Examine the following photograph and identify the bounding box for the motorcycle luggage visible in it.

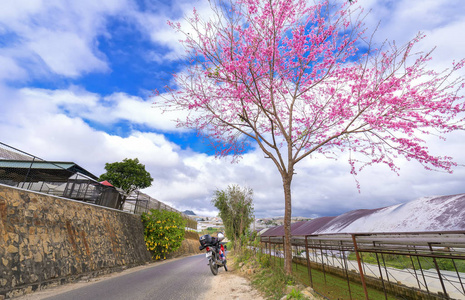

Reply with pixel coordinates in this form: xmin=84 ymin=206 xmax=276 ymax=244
xmin=199 ymin=234 xmax=212 ymax=246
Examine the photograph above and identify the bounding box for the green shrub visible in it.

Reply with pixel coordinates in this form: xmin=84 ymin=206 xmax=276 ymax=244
xmin=141 ymin=209 xmax=186 ymax=260
xmin=287 ymin=288 xmax=304 ymax=299
xmin=259 ymin=254 xmax=271 ymax=268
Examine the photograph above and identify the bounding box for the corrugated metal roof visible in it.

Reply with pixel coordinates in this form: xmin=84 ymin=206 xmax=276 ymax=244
xmin=261 ymin=220 xmax=310 ymax=237
xmin=0 ymin=160 xmax=98 ymax=180
xmin=292 ymin=216 xmax=337 ymax=236
xmin=261 ymin=224 xmax=284 ymax=237
xmin=315 ymin=208 xmax=385 ymax=233
xmin=0 ymin=148 xmax=33 ymax=160
xmin=0 ymin=160 xmax=76 ymax=170
xmin=260 ymin=193 xmax=465 ymax=236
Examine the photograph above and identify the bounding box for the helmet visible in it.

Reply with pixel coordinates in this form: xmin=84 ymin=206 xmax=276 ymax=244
xmin=217 ymin=232 xmax=225 ymax=241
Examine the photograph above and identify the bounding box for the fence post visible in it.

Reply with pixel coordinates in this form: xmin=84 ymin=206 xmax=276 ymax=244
xmin=351 ymin=234 xmax=369 ymax=300
xmin=318 ymin=240 xmax=327 ymax=285
xmin=305 ymin=236 xmax=313 ymax=288
xmin=373 ymin=241 xmax=388 ymax=300
xmin=268 ymin=237 xmax=271 ymax=264
xmin=407 ymin=245 xmax=422 ymax=290
xmin=22 ymin=156 xmax=36 ymax=188
xmin=282 ymin=236 xmax=284 ymax=268
xmin=413 ymin=245 xmax=430 ymax=296
xmin=428 ymin=242 xmax=449 ymax=298
xmin=340 ymin=241 xmax=353 ymax=300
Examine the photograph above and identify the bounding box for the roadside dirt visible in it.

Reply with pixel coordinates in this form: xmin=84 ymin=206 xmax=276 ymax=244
xmin=203 ymin=264 xmax=265 ymax=300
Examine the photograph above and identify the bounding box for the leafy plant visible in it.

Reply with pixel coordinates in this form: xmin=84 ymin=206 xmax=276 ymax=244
xmin=287 ymin=288 xmax=304 ymax=300
xmin=211 ymin=185 xmax=254 ymax=250
xmin=259 ymin=254 xmax=271 ymax=268
xmin=141 ymin=209 xmax=186 ymax=260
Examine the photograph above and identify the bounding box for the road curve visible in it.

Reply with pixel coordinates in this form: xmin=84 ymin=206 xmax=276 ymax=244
xmin=30 ymin=254 xmax=217 ymax=300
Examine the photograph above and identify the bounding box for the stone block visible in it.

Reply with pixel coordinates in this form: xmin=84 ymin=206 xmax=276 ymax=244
xmin=8 ymin=233 xmax=18 ymax=243
xmin=7 ymin=245 xmax=18 ymax=253
xmin=33 ymin=252 xmax=43 ymax=263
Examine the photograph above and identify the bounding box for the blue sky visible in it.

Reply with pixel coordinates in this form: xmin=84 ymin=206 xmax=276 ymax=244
xmin=1 ymin=0 xmax=464 ymax=218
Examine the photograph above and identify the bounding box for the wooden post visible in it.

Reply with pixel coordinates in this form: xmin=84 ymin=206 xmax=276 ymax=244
xmin=305 ymin=236 xmax=313 ymax=288
xmin=351 ymin=234 xmax=369 ymax=300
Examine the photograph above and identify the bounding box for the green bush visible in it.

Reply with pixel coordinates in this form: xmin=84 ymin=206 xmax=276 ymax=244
xmin=287 ymin=288 xmax=304 ymax=299
xmin=141 ymin=209 xmax=186 ymax=260
xmin=259 ymin=254 xmax=271 ymax=268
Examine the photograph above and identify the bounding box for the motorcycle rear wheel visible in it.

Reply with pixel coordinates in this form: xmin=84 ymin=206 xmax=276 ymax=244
xmin=224 ymin=262 xmax=228 ymax=271
xmin=209 ymin=259 xmax=218 ymax=275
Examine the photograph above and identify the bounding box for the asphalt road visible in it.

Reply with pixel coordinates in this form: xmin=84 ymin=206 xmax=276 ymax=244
xmin=42 ymin=254 xmax=213 ymax=300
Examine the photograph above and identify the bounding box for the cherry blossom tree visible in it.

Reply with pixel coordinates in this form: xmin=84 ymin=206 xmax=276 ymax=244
xmin=158 ymin=0 xmax=465 ymax=274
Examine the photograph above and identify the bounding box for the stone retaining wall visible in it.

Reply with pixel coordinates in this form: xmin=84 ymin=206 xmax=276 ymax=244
xmin=167 ymin=231 xmax=202 ymax=259
xmin=0 ymin=184 xmax=152 ymax=299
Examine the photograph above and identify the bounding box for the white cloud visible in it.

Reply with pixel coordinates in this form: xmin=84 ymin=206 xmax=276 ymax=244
xmin=26 ymin=30 xmax=109 ymax=77
xmin=0 ymin=55 xmax=26 ymax=81
xmin=0 ymin=85 xmax=184 ymax=176
xmin=0 ymin=0 xmax=131 ymax=78
xmin=130 ymin=0 xmax=218 ymax=62
xmin=4 ymin=87 xmax=186 ymax=133
xmin=1 ymin=83 xmax=464 ymax=218
xmin=0 ymin=0 xmax=464 ymax=219
xmin=359 ymin=0 xmax=465 ymax=75
xmin=79 ymin=92 xmax=189 ymax=132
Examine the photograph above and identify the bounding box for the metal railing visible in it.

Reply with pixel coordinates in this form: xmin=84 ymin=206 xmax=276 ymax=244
xmin=123 ymin=190 xmax=197 ymax=230
xmin=260 ymin=231 xmax=465 ymax=299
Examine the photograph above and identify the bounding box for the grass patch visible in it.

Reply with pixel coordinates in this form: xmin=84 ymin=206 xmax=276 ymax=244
xmin=252 ymin=266 xmax=295 ymax=299
xmin=232 ymin=249 xmax=397 ymax=300
xmin=232 ymin=250 xmax=294 ymax=299
xmin=289 ymin=258 xmax=396 ymax=300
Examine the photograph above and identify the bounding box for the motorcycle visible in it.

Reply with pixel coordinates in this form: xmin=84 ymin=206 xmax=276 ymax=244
xmin=199 ymin=233 xmax=228 ymax=275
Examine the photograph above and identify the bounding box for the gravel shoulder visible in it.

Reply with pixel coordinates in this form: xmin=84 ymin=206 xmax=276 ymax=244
xmin=202 ymin=264 xmax=265 ymax=300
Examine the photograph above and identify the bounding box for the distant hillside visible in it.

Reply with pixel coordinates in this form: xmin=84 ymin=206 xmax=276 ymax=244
xmin=183 ymin=210 xmax=196 ymax=216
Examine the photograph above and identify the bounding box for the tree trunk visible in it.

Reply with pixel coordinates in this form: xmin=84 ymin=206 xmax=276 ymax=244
xmin=283 ymin=175 xmax=293 ymax=274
